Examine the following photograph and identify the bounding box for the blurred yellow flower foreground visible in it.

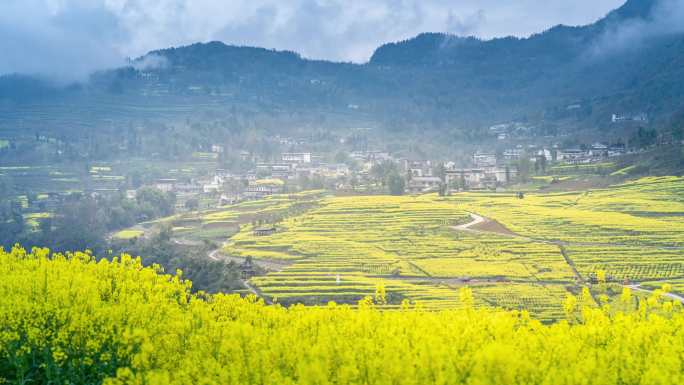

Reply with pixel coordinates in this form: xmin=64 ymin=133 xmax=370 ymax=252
xmin=1 ymin=246 xmax=683 ymax=385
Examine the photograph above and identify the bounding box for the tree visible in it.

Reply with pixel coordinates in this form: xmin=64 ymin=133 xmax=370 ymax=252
xmin=387 ymin=172 xmax=405 ymax=196
xmin=370 ymin=160 xmax=399 ymax=187
xmin=136 ymin=187 xmax=176 ymax=220
xmin=334 ymin=151 xmax=350 ymax=164
xmin=0 ymin=175 xmax=14 ymax=198
xmin=47 ymin=197 xmax=107 ymax=254
xmin=350 ymin=175 xmax=359 ymax=191
xmin=518 ymin=156 xmax=531 ymax=183
xmin=536 ymin=155 xmax=547 ymax=175
xmin=434 ymin=162 xmax=447 ymax=196
xmin=0 ymin=200 xmax=25 ymax=247
xmin=185 ymin=198 xmax=200 ymax=211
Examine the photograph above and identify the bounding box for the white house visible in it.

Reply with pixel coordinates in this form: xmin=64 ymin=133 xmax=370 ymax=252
xmin=408 ymin=176 xmax=442 ymax=193
xmin=154 ymin=179 xmax=177 ymax=193
xmin=282 ymin=152 xmax=312 ymax=164
xmin=473 ymin=152 xmax=497 ymax=167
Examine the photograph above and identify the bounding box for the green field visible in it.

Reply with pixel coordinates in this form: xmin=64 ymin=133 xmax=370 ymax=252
xmin=121 ymin=191 xmax=326 ymax=244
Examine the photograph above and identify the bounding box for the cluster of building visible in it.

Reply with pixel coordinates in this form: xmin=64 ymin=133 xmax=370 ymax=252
xmin=612 ymin=113 xmax=648 ymax=124
xmin=254 ymin=152 xmax=350 ymax=182
xmin=476 ymin=142 xmax=627 ymax=167
xmin=148 ymin=151 xmax=354 ymax=209
xmin=136 ymin=137 xmax=634 ymax=209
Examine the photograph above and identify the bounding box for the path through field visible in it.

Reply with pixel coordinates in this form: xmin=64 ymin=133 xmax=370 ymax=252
xmin=207 ymin=243 xmax=287 ymax=303
xmin=453 ymin=213 xmax=486 ymax=231
xmin=452 ymin=212 xmax=684 ymax=301
xmin=627 ymin=284 xmax=684 ymax=304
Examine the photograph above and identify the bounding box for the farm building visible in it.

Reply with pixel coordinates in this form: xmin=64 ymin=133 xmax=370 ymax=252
xmin=473 ymin=152 xmax=497 ymax=167
xmin=282 ymin=152 xmax=312 ymax=164
xmin=402 ymin=159 xmax=434 ymax=178
xmin=245 ymin=179 xmax=285 ymax=198
xmin=408 ymin=176 xmax=442 ymax=193
xmin=253 ymin=227 xmax=277 ymax=236
xmin=445 ymin=167 xmax=515 ymax=190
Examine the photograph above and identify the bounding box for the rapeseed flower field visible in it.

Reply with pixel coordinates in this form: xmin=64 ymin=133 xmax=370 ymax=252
xmin=219 ymin=177 xmax=684 ymax=319
xmin=1 ymin=246 xmax=683 ymax=385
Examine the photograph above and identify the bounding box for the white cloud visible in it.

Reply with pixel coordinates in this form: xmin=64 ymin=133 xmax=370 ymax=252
xmin=588 ymin=0 xmax=684 ymax=58
xmin=0 ymin=0 xmax=627 ymax=81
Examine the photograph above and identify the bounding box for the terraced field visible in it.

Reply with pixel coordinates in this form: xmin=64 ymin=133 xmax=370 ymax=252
xmin=456 ymin=177 xmax=684 ymax=246
xmin=222 ymin=195 xmax=578 ymax=320
xmin=211 ymin=177 xmax=684 ymax=320
xmin=137 ymin=190 xmax=325 ymax=244
xmin=451 ymin=176 xmax=684 ymax=293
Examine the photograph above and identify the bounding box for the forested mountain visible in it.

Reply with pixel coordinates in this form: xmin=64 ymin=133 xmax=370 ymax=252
xmin=1 ymin=0 xmax=682 ymax=138
xmin=368 ymin=0 xmax=684 ymax=123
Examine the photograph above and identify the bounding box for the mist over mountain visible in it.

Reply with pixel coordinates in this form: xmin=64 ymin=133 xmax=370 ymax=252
xmin=1 ymin=0 xmax=682 ymax=140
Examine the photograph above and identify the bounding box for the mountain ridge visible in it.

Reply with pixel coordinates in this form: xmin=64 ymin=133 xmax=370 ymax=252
xmin=1 ymin=0 xmax=682 ymax=137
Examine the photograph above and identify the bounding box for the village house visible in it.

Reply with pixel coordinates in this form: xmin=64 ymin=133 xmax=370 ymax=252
xmin=446 ymin=169 xmax=490 ymax=190
xmin=219 ymin=193 xmax=242 ymax=206
xmin=256 ymin=163 xmax=294 ymax=179
xmin=556 ymin=149 xmax=590 ymax=164
xmin=215 ymin=169 xmax=228 ymax=178
xmin=608 ymin=144 xmax=627 ymax=157
xmin=175 ymin=182 xmax=203 ymax=195
xmin=589 ymin=143 xmax=609 ymax=159
xmin=612 ymin=113 xmax=647 ymax=123
xmin=473 ymin=152 xmax=497 ymax=167
xmin=402 ymin=159 xmax=433 ymax=178
xmin=271 ymin=164 xmax=292 ymax=179
xmin=408 ymin=176 xmax=442 ymax=193
xmin=253 ymin=227 xmax=277 ymax=236
xmin=535 ymin=148 xmax=552 ymax=161
xmin=503 ymin=148 xmax=524 ymax=162
xmin=154 ymin=178 xmax=178 ymax=193
xmin=350 ymin=151 xmax=392 ymax=163
xmin=282 ymin=152 xmax=312 ymax=164
xmin=319 ymin=163 xmax=350 ymax=178
xmin=489 ymin=123 xmax=509 ymax=134
xmin=245 ymin=179 xmax=285 ymax=198
xmin=445 ymin=166 xmax=516 ymax=190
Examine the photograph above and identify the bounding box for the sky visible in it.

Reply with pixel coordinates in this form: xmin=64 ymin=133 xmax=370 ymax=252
xmin=0 ymin=0 xmax=631 ymax=81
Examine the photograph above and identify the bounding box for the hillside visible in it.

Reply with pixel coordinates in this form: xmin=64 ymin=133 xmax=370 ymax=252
xmin=0 ymin=0 xmax=682 ymax=140
xmin=369 ymin=0 xmax=684 ymax=126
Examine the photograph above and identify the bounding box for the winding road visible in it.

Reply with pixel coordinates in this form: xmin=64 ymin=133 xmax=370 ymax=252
xmin=453 ymin=213 xmax=487 ymax=231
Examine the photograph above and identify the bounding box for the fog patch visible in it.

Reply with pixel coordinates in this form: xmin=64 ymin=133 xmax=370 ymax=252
xmin=131 ymin=54 xmax=170 ymax=71
xmin=588 ymin=0 xmax=684 ymax=58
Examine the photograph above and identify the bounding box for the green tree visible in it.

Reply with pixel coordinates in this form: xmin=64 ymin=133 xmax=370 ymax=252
xmin=387 ymin=172 xmax=406 ymax=196
xmin=185 ymin=198 xmax=200 ymax=211
xmin=518 ymin=156 xmax=531 ymax=183
xmin=370 ymin=160 xmax=399 ymax=187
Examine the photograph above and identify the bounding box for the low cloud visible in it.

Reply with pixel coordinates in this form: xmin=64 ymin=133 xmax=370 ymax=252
xmin=131 ymin=54 xmax=169 ymax=71
xmin=446 ymin=9 xmax=487 ymax=36
xmin=0 ymin=0 xmax=127 ymax=83
xmin=589 ymin=0 xmax=684 ymax=58
xmin=0 ymin=0 xmax=625 ymax=81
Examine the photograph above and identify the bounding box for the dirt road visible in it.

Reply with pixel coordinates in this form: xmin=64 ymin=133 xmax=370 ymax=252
xmin=452 ymin=212 xmax=684 ymax=302
xmin=627 ymin=284 xmax=684 ymax=304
